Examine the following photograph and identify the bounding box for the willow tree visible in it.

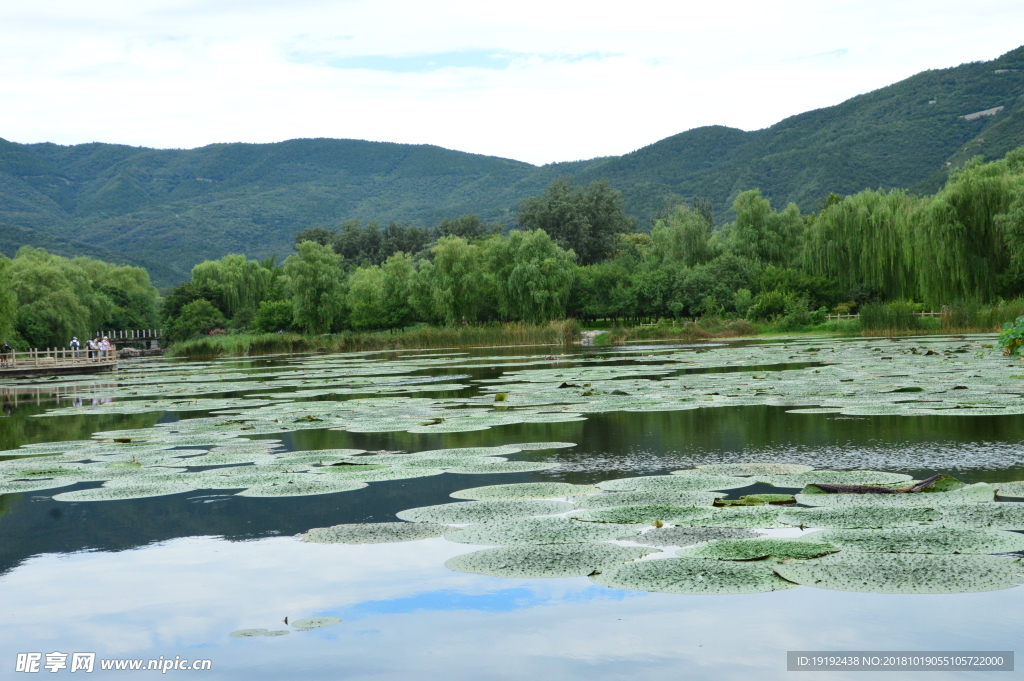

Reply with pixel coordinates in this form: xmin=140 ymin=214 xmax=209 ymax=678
xmin=803 ymin=189 xmax=917 ymax=299
xmin=6 ymin=247 xmax=109 ymax=347
xmin=725 ymin=190 xmax=804 ymax=267
xmin=485 ymin=230 xmax=575 ymax=323
xmin=283 ymin=241 xmax=345 ymax=334
xmin=191 ymin=254 xmax=276 ymax=322
xmin=0 ymin=257 xmax=16 ymax=343
xmin=909 ymin=154 xmax=1024 ymax=304
xmin=650 ymin=204 xmax=715 ymax=268
xmin=346 ymin=252 xmax=415 ymax=330
xmin=410 ymin=236 xmax=491 ymax=324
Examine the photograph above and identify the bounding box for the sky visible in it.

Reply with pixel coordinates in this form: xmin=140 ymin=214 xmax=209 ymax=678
xmin=1 ymin=1 xmax=1023 ymax=166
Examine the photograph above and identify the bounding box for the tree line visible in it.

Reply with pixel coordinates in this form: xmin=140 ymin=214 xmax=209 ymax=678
xmin=10 ymin=148 xmax=1021 ymax=346
xmin=0 ymin=247 xmax=159 ymax=349
xmin=159 ymin=149 xmax=1024 ymax=340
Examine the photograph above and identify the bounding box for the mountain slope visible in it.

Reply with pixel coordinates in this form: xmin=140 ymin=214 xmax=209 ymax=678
xmin=2 ymin=46 xmax=1024 ymax=285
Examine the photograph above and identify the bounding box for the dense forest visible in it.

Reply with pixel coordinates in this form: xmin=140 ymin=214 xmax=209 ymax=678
xmin=154 ymin=147 xmax=1024 ymax=341
xmin=2 ymin=47 xmax=1024 ymax=284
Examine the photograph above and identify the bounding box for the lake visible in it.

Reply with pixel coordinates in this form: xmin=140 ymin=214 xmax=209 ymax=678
xmin=1 ymin=336 xmax=1022 ymax=679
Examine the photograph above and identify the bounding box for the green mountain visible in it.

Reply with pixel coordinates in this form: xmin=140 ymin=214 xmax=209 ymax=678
xmin=3 ymin=46 xmax=1024 ymax=286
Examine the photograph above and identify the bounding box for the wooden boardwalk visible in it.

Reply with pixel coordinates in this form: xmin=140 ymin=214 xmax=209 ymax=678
xmin=0 ymin=348 xmax=117 ymax=379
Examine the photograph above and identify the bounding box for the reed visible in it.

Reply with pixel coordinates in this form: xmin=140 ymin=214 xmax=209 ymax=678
xmin=169 ymin=320 xmax=582 ymax=358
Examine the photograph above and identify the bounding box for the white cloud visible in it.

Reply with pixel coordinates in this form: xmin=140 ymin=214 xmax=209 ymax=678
xmin=0 ymin=0 xmax=1022 ymax=164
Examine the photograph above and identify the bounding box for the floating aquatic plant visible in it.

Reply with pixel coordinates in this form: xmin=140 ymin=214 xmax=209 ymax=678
xmin=444 ymin=543 xmax=660 ymax=578
xmin=302 ymin=522 xmax=447 ymax=543
xmin=291 ymin=617 xmax=342 ymax=630
xmin=451 ymin=482 xmax=600 ymax=501
xmin=779 ymin=506 xmax=942 ymax=529
xmin=595 ymin=474 xmax=751 ymax=493
xmin=629 ymin=526 xmax=758 ymax=547
xmin=570 ymin=504 xmax=715 ymax=525
xmin=396 ymin=499 xmax=573 ymax=524
xmin=800 ymin=527 xmax=1024 ymax=554
xmin=773 ymin=553 xmax=1024 ymax=593
xmin=675 ymin=538 xmax=839 ymax=561
xmin=571 ymin=490 xmax=724 ymax=510
xmin=444 ymin=517 xmax=641 ymax=545
xmin=590 ymin=557 xmax=799 ymax=594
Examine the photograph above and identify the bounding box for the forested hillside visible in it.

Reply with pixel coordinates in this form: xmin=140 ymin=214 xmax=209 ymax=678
xmin=2 ymin=46 xmax=1024 ymax=285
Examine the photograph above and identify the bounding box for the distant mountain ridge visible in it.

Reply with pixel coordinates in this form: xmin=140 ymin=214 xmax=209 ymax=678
xmin=3 ymin=45 xmax=1024 ymax=286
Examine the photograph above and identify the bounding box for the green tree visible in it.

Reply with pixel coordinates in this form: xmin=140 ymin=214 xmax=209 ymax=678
xmin=651 ymin=203 xmax=715 ymax=268
xmin=252 ymin=300 xmax=294 ymax=333
xmin=803 ymin=188 xmax=916 ymax=300
xmin=191 ymin=254 xmax=277 ymax=325
xmin=517 ymin=177 xmax=635 ymax=265
xmin=284 ymin=241 xmax=345 ymax=334
xmin=671 ymin=254 xmax=758 ymax=317
xmin=166 ymin=300 xmax=227 ymax=341
xmin=726 ymin=190 xmax=804 ymax=267
xmin=0 ymin=257 xmax=16 ymax=343
xmin=7 ymin=247 xmax=101 ymax=347
xmin=346 ymin=252 xmax=416 ymax=330
xmin=436 ymin=214 xmax=502 ymax=240
xmin=485 ymin=230 xmax=575 ymax=323
xmin=410 ymin=236 xmax=491 ymax=324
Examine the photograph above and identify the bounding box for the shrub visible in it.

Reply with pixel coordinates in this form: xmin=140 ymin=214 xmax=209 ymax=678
xmin=166 ymin=299 xmax=226 ymax=341
xmin=252 ymin=300 xmax=294 ymax=333
xmin=999 ymin=316 xmax=1024 ymax=356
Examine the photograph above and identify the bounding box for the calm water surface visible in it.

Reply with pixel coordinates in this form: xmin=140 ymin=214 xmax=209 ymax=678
xmin=1 ymin=342 xmax=1022 ymax=680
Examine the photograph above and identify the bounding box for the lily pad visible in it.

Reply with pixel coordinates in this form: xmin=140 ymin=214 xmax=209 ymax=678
xmin=779 ymin=506 xmax=942 ymax=529
xmin=694 ymin=463 xmax=815 ymax=476
xmin=301 ymin=521 xmax=446 ymax=544
xmin=630 ymin=526 xmax=758 ymax=547
xmin=396 ymin=499 xmax=572 ymax=524
xmin=595 ymin=474 xmax=751 ymax=493
xmin=939 ymin=504 xmax=1024 ymax=530
xmin=676 ymin=538 xmax=839 ymax=561
xmin=773 ymin=553 xmax=1023 ymax=593
xmin=444 ymin=517 xmax=642 ymax=545
xmin=0 ymin=479 xmax=80 ymax=495
xmin=570 ymin=504 xmax=716 ymax=525
xmin=236 ymin=480 xmax=368 ymax=497
xmin=451 ymin=482 xmax=600 ymax=500
xmin=572 ymin=491 xmax=724 ymax=510
xmin=444 ymin=543 xmax=660 ymax=578
xmin=757 ymin=471 xmax=913 ymax=487
xmin=682 ymin=506 xmax=792 ymax=528
xmin=291 ymin=617 xmax=342 ymax=629
xmin=795 ymin=484 xmax=994 ymax=507
xmin=994 ymin=481 xmax=1024 ymax=499
xmin=53 ymin=483 xmax=198 ymax=502
xmin=444 ymin=461 xmax=560 ymax=474
xmin=229 ymin=629 xmax=270 ymax=638
xmin=801 ymin=527 xmax=1024 ymax=554
xmin=590 ymin=557 xmax=798 ymax=594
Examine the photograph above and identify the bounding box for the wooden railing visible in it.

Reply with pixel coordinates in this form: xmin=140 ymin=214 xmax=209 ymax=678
xmin=94 ymin=329 xmax=162 ymax=340
xmin=824 ymin=312 xmax=944 ymax=320
xmin=0 ymin=347 xmax=117 ymax=370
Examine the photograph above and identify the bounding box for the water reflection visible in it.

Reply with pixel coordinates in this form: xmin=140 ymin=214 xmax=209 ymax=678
xmin=0 ymin=534 xmax=1019 ymax=680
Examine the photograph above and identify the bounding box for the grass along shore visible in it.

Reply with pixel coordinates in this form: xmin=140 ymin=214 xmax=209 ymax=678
xmin=169 ymin=321 xmax=582 ymax=358
xmin=168 ymin=300 xmax=1024 ymax=359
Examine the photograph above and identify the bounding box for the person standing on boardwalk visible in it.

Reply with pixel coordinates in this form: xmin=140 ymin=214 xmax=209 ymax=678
xmin=100 ymin=337 xmax=111 ymax=360
xmin=70 ymin=337 xmax=80 ymax=358
xmin=87 ymin=338 xmax=97 ymax=361
xmin=0 ymin=341 xmax=12 ymax=367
